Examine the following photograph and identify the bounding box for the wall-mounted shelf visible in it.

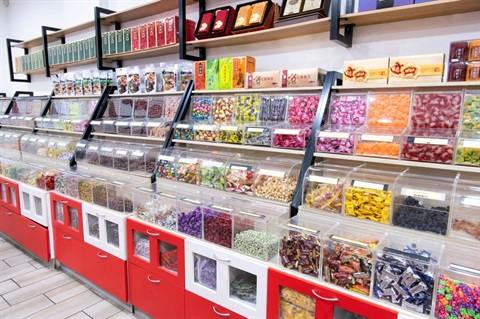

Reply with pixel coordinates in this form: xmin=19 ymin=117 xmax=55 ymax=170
xmin=333 ymin=82 xmax=480 ymax=90
xmin=194 ymin=87 xmax=324 ymax=94
xmin=51 ymin=94 xmax=102 ymax=99
xmin=93 ymin=132 xmax=166 ymax=143
xmin=49 ymin=58 xmax=97 ymax=74
xmin=103 ymin=44 xmax=184 ymax=62
xmin=16 ymin=69 xmax=45 ymax=76
xmin=109 ymin=91 xmax=184 ymax=98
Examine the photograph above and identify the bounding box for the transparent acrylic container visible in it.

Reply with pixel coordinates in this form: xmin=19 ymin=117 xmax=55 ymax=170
xmin=128 ymin=145 xmax=147 ymax=174
xmin=156 ymin=148 xmax=182 ymax=181
xmin=278 ymin=214 xmax=337 ymax=278
xmin=47 ymin=136 xmax=76 ymax=161
xmin=176 ymin=151 xmax=201 ymax=185
xmin=225 ymin=155 xmax=258 ymax=196
xmin=130 ymin=120 xmax=147 ymax=137
xmin=344 ymin=168 xmax=400 ymax=224
xmin=354 ymin=126 xmax=404 ymax=159
xmin=118 ymin=98 xmax=134 ymax=117
xmin=106 ymin=179 xmax=134 ymax=213
xmin=133 ymin=97 xmax=148 ymax=118
xmin=133 ymin=184 xmax=177 ymax=230
xmin=392 ymin=173 xmax=454 ymax=236
xmin=115 ymin=119 xmax=132 ymax=135
xmin=77 ymin=174 xmax=94 ymax=203
xmin=212 ymin=95 xmax=235 ymax=124
xmin=198 ymin=153 xmax=230 ymax=190
xmin=19 ymin=134 xmax=38 ymax=154
xmin=91 ymin=177 xmax=108 ymax=208
xmin=71 ymin=118 xmax=89 ymax=132
xmin=218 ymin=124 xmax=243 ymax=144
xmin=373 ymin=232 xmax=443 ymax=315
xmin=98 ymin=143 xmax=115 ymax=168
xmin=302 ymin=163 xmax=356 ymax=214
xmin=74 ymin=140 xmax=88 ymax=164
xmin=253 ymin=158 xmax=301 ymax=202
xmin=176 ymin=190 xmax=203 ymax=239
xmin=367 ymin=92 xmax=412 ymax=129
xmin=145 ymin=146 xmax=160 ymax=174
xmin=316 ymin=124 xmax=358 ymax=155
xmin=410 ymin=91 xmax=463 ymax=130
xmin=173 ymin=121 xmax=194 ymax=140
xmin=322 ymin=224 xmax=386 ymax=295
xmin=272 ymin=123 xmax=312 ymax=150
xmin=191 ymin=96 xmax=213 ymax=122
xmin=460 ymin=90 xmax=480 ymax=131
xmin=194 ymin=123 xmax=218 ymax=142
xmin=401 ymin=128 xmax=457 ymax=164
xmin=146 ymin=120 xmax=171 ymax=138
xmin=54 ymin=168 xmax=79 ymax=199
xmin=234 ymin=93 xmax=260 ymax=123
xmin=164 ymin=95 xmax=181 ymax=120
xmin=455 ymin=130 xmax=480 ymax=166
xmin=259 ymin=94 xmax=288 ymax=123
xmin=242 ymin=123 xmax=273 ymax=146
xmin=202 ymin=194 xmax=236 ymax=248
xmin=89 ymin=119 xmax=104 ymax=134
xmin=328 ymin=93 xmax=368 ymax=126
xmin=288 ymin=94 xmax=320 ymax=124
xmin=450 ymin=174 xmax=479 ymax=242
xmin=113 ymin=146 xmax=130 ymax=171
xmin=434 ymin=244 xmax=480 ymax=319
xmin=101 ymin=119 xmax=117 ymax=134
xmin=147 ymin=96 xmax=164 ymax=119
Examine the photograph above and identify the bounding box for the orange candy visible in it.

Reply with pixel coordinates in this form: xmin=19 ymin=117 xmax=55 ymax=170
xmin=356 ymin=142 xmax=400 ymax=158
xmin=368 ymin=93 xmax=411 ymax=128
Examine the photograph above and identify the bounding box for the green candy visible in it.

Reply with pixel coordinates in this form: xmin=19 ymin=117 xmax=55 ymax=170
xmin=445 ymin=293 xmax=452 ymax=301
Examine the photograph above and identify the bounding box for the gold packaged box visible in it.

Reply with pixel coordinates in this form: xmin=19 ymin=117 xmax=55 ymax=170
xmin=388 ymin=53 xmax=445 ymax=83
xmin=343 ymin=58 xmax=389 ymax=86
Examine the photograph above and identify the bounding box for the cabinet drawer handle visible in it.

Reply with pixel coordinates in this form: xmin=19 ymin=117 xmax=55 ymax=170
xmin=311 ymin=290 xmax=338 ymax=302
xmin=212 ymin=307 xmax=230 ymax=317
xmin=146 ymin=230 xmax=159 ymax=236
xmin=63 ymin=235 xmax=72 ymax=240
xmin=147 ymin=275 xmax=160 ymax=284
xmin=97 ymin=252 xmax=108 ymax=259
xmin=60 ymin=200 xmax=69 ymax=204
xmin=28 ymin=224 xmax=36 ymax=229
xmin=213 ymin=254 xmax=231 ymax=263
xmin=5 ymin=211 xmax=13 ymax=215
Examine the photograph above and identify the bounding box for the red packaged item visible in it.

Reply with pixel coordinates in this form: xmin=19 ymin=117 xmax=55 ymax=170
xmin=194 ymin=61 xmax=206 ymax=91
xmin=156 ymin=20 xmax=166 ymax=47
xmin=131 ymin=27 xmax=139 ymax=51
xmin=195 ymin=10 xmax=214 ymax=39
xmin=211 ymin=6 xmax=235 ymax=36
xmin=147 ymin=22 xmax=156 ymax=48
xmin=165 ymin=16 xmax=196 ymax=45
xmin=139 ymin=24 xmax=148 ymax=50
xmin=466 ymin=62 xmax=480 ymax=81
xmin=448 ymin=63 xmax=467 ymax=82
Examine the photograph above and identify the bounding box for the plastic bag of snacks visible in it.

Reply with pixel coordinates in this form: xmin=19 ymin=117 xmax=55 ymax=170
xmin=59 ymin=74 xmax=67 ymax=95
xmin=143 ymin=64 xmax=157 ymax=93
xmin=128 ymin=66 xmax=141 ymax=94
xmin=92 ymin=70 xmax=101 ymax=95
xmin=116 ymin=67 xmax=128 ymax=94
xmin=82 ymin=70 xmax=93 ymax=95
xmin=161 ymin=62 xmax=178 ymax=92
xmin=65 ymin=73 xmax=75 ymax=96
xmin=52 ymin=74 xmax=60 ymax=95
xmin=74 ymin=72 xmax=83 ymax=95
xmin=179 ymin=62 xmax=193 ymax=90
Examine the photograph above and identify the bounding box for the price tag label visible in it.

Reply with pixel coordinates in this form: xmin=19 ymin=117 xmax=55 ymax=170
xmin=71 ymin=120 xmax=82 ymax=124
xmin=463 ymin=140 xmax=480 ymax=148
xmin=112 ymin=181 xmax=125 ymax=186
xmin=210 ymin=205 xmax=233 ymax=212
xmin=230 ymin=165 xmax=250 ymax=171
xmin=77 ymin=142 xmax=87 ymax=148
xmin=90 ymin=120 xmax=102 ymax=125
xmin=182 ymin=197 xmax=201 ymax=205
xmin=138 ymin=187 xmax=154 ymax=193
xmin=194 ymin=124 xmax=214 ymax=131
xmin=361 ymin=134 xmax=394 ymax=142
xmin=410 ymin=137 xmax=449 ymax=146
xmin=318 ymin=131 xmax=350 ymax=138
xmin=287 ymin=223 xmax=319 ymax=234
xmin=130 ymin=122 xmax=143 ymax=126
xmin=63 ymin=119 xmax=71 ymax=123
xmin=29 ymin=138 xmax=37 ymax=142
xmin=3 ymin=134 xmax=10 ymax=138
xmin=38 ymin=139 xmax=47 ymax=143
xmin=159 ymin=192 xmax=176 ymax=199
xmin=24 ymin=117 xmax=33 ymax=121
xmin=116 ymin=121 xmax=129 ymax=126
xmin=179 ymin=158 xmax=197 ymax=164
xmin=401 ymin=188 xmax=446 ymax=201
xmin=220 ymin=125 xmax=238 ymax=131
xmin=202 ymin=160 xmax=224 ymax=167
xmin=147 ymin=122 xmax=160 ymax=127
xmin=52 ymin=119 xmax=61 ymax=122
xmin=58 ymin=142 xmax=67 ymax=147
xmin=309 ymin=176 xmax=339 ymax=184
xmin=247 ymin=127 xmax=265 ymax=133
xmin=116 ymin=150 xmax=128 ymax=156
xmin=88 ymin=146 xmax=98 ymax=151
xmin=158 ymin=155 xmax=175 ymax=162
xmin=238 ymin=211 xmax=265 ymax=219
xmin=10 ymin=116 xmax=17 ymax=120
xmin=258 ymin=169 xmax=285 ymax=178
xmin=352 ymin=180 xmax=388 ymax=191
xmin=101 ymin=147 xmax=113 ymax=152
xmin=48 ymin=142 xmax=56 ymax=147
xmin=103 ymin=120 xmax=115 ymax=125
xmin=331 ymin=235 xmax=369 ymax=248
xmin=460 ymin=196 xmax=480 ymax=207
xmin=131 ymin=151 xmax=144 ymax=157
xmin=274 ymin=129 xmax=301 ymax=135
xmin=176 ymin=124 xmax=190 ymax=129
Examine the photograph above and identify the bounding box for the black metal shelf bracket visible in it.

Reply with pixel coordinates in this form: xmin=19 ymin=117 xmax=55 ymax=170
xmin=42 ymin=26 xmax=64 ymax=78
xmin=179 ymin=0 xmax=206 ymax=61
xmin=94 ymin=6 xmax=122 ymax=71
xmin=330 ymin=0 xmax=354 ymax=48
xmin=290 ymin=71 xmax=343 ymax=217
xmin=0 ymin=93 xmax=6 ymax=98
xmin=6 ymin=39 xmax=31 ymax=83
xmin=81 ymin=86 xmax=117 ymax=141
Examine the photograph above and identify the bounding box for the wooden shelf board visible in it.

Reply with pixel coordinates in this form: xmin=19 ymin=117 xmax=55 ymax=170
xmin=34 ymin=128 xmax=83 ymax=136
xmin=16 ymin=68 xmax=44 ymax=76
xmin=172 ymin=139 xmax=306 ymax=155
xmin=189 ymin=17 xmax=331 ymax=49
xmin=333 ymin=82 xmax=480 ymax=90
xmin=101 ymin=0 xmax=197 ymax=25
xmin=314 ymin=152 xmax=480 ymax=173
xmin=194 ymin=86 xmax=324 ymax=94
xmin=341 ymin=0 xmax=480 ymax=27
xmin=103 ymin=44 xmax=182 ymax=61
xmin=93 ymin=132 xmax=166 ymax=143
xmin=109 ymin=91 xmax=184 ymax=98
xmin=0 ymin=125 xmax=33 ymax=130
xmin=51 ymin=95 xmax=101 ymax=99
xmin=50 ymin=58 xmax=97 ymax=73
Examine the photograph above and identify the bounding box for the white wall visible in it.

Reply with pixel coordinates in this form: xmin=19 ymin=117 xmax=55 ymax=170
xmin=1 ymin=0 xmax=479 ymax=96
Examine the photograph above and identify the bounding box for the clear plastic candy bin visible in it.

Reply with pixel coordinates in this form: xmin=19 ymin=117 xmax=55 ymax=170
xmin=455 ymin=130 xmax=480 ymax=166
xmin=450 ymin=174 xmax=480 ymax=242
xmin=316 ymin=124 xmax=358 ymax=155
xmin=253 ymin=158 xmax=301 ymax=202
xmin=272 ymin=123 xmax=312 ymax=150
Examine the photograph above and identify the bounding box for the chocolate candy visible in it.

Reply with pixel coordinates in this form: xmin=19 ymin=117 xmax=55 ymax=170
xmin=288 ymin=95 xmax=319 ymax=124
xmin=259 ymin=95 xmax=288 ymax=122
xmin=191 ymin=97 xmax=213 ymax=122
xmin=280 ymin=232 xmax=321 ymax=277
xmin=212 ymin=96 xmax=234 ymax=124
xmin=344 ymin=186 xmax=392 ymax=224
xmin=234 ymin=94 xmax=260 ymax=123
xmin=461 ymin=92 xmax=480 ymax=130
xmin=225 ymin=164 xmax=254 ymax=196
xmin=452 ymin=218 xmax=480 ymax=241
xmin=435 ymin=274 xmax=480 ymax=319
xmin=304 ymin=183 xmax=343 ymax=214
xmin=410 ymin=92 xmax=463 ymax=129
xmin=203 ymin=208 xmax=232 ymax=248
xmin=330 ymin=94 xmax=367 ymax=125
xmin=178 ymin=206 xmax=202 ymax=238
xmin=147 ymin=97 xmax=164 ymax=118
xmin=133 ymin=98 xmax=148 ymax=118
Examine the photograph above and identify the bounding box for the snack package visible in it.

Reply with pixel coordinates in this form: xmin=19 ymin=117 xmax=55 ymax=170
xmin=116 ymin=67 xmax=128 ymax=94
xmin=82 ymin=70 xmax=93 ymax=95
xmin=92 ymin=70 xmax=101 ymax=95
xmin=144 ymin=64 xmax=157 ymax=93
xmin=107 ymin=70 xmax=114 ymax=86
xmin=179 ymin=62 xmax=193 ymax=91
xmin=74 ymin=72 xmax=84 ymax=96
xmin=100 ymin=70 xmax=108 ymax=93
xmin=52 ymin=74 xmax=60 ymax=96
xmin=128 ymin=66 xmax=141 ymax=94
xmin=161 ymin=63 xmax=178 ymax=92
xmin=59 ymin=74 xmax=67 ymax=95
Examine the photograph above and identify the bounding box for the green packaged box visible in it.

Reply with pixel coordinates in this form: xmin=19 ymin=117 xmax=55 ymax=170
xmin=83 ymin=39 xmax=89 ymax=59
xmin=57 ymin=45 xmax=63 ymax=64
xmin=39 ymin=52 xmax=45 ymax=68
xmin=78 ymin=41 xmax=84 ymax=61
xmin=21 ymin=56 xmax=26 ymax=71
xmin=62 ymin=44 xmax=68 ymax=63
xmin=218 ymin=57 xmax=233 ymax=90
xmin=50 ymin=47 xmax=56 ymax=65
xmin=67 ymin=43 xmax=73 ymax=62
xmin=72 ymin=42 xmax=79 ymax=62
xmin=206 ymin=59 xmax=219 ymax=90
xmin=109 ymin=31 xmax=116 ymax=55
xmin=33 ymin=53 xmax=37 ymax=70
xmin=116 ymin=30 xmax=124 ymax=54
xmin=90 ymin=37 xmax=96 ymax=58
xmin=102 ymin=33 xmax=108 ymax=56
xmin=123 ymin=29 xmax=131 ymax=52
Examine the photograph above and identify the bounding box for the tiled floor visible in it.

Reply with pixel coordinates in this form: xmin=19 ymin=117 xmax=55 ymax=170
xmin=0 ymin=236 xmax=138 ymax=319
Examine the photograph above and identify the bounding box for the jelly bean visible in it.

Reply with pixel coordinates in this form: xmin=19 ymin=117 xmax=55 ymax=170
xmin=330 ymin=94 xmax=367 ymax=125
xmin=356 ymin=142 xmax=400 ymax=158
xmin=78 ymin=180 xmax=93 ymax=203
xmin=288 ymin=95 xmax=319 ymax=124
xmin=344 ymin=186 xmax=392 ymax=224
xmin=212 ymin=96 xmax=234 ymax=124
xmin=410 ymin=92 xmax=463 ymax=129
xmin=455 ymin=147 xmax=480 ymax=166
xmin=435 ymin=274 xmax=480 ymax=319
xmin=259 ymin=95 xmax=288 ymax=122
xmin=304 ymin=183 xmax=344 ymax=214
xmin=368 ymin=93 xmax=411 ymax=128
xmin=203 ymin=208 xmax=232 ymax=248
xmin=191 ymin=97 xmax=213 ymax=122
xmin=461 ymin=92 xmax=480 ymax=130
xmin=234 ymin=94 xmax=260 ymax=123
xmin=280 ymin=232 xmax=321 ymax=277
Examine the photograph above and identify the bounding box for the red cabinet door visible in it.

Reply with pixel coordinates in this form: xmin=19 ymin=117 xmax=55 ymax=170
xmin=128 ymin=262 xmax=185 ymax=319
xmin=185 ymin=291 xmax=245 ymax=319
xmin=0 ymin=205 xmax=18 ymax=238
xmin=267 ymin=268 xmax=397 ymax=319
xmin=83 ymin=242 xmax=128 ymax=302
xmin=16 ymin=215 xmax=50 ymax=262
xmin=50 ymin=193 xmax=83 ymax=240
xmin=127 ymin=217 xmax=185 ymax=285
xmin=0 ymin=177 xmax=20 ymax=214
xmin=53 ymin=227 xmax=87 ymax=275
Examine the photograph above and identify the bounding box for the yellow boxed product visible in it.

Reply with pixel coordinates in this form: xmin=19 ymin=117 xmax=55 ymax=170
xmin=282 ymin=68 xmax=327 ymax=87
xmin=388 ymin=53 xmax=445 ymax=83
xmin=343 ymin=58 xmax=389 ymax=86
xmin=246 ymin=70 xmax=284 ymax=89
xmin=232 ymin=56 xmax=256 ymax=89
xmin=218 ymin=57 xmax=233 ymax=90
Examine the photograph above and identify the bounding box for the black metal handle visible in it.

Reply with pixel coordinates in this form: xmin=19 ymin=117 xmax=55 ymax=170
xmin=6 ymin=38 xmax=31 ymax=83
xmin=330 ymin=0 xmax=354 ymax=48
xmin=41 ymin=26 xmax=63 ymax=78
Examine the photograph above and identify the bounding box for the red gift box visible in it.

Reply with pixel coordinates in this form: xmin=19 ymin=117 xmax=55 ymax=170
xmin=195 ymin=10 xmax=215 ymax=39
xmin=139 ymin=24 xmax=148 ymax=50
xmin=211 ymin=6 xmax=235 ymax=36
xmin=147 ymin=22 xmax=156 ymax=49
xmin=165 ymin=16 xmax=196 ymax=45
xmin=131 ymin=27 xmax=139 ymax=51
xmin=156 ymin=20 xmax=166 ymax=47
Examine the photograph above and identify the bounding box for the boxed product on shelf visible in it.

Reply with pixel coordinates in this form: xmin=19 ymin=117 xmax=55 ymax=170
xmin=156 ymin=19 xmax=165 ymax=47
xmin=132 ymin=183 xmax=177 ymax=230
xmin=455 ymin=130 xmax=480 ymax=166
xmin=116 ymin=30 xmax=124 ymax=54
xmin=131 ymin=26 xmax=140 ymax=51
xmin=194 ymin=123 xmax=218 ymax=142
xmin=176 ymin=150 xmax=201 ymax=184
xmin=194 ymin=61 xmax=206 ymax=91
xmin=302 ymin=163 xmax=357 ymax=214
xmin=461 ymin=91 xmax=480 ymax=130
xmin=173 ymin=121 xmax=194 ymax=140
xmin=354 ymin=126 xmax=404 ymax=159
xmin=401 ymin=128 xmax=456 ymax=163
xmin=198 ymin=152 xmax=230 ymax=189
xmin=176 ymin=190 xmax=203 ymax=238
xmin=234 ymin=93 xmax=261 ymax=123
xmin=316 ymin=125 xmax=357 ymax=154
xmin=253 ymin=158 xmax=301 ymax=202
xmin=343 ymin=58 xmax=389 ymax=85
xmin=73 ymin=42 xmax=80 ymax=61
xmin=195 ymin=9 xmax=215 ymax=39
xmin=410 ymin=91 xmax=463 ymax=129
xmin=146 ymin=21 xmax=156 ymax=49
xmin=218 ymin=57 xmax=233 ymax=90
xmin=278 ymin=214 xmax=337 ymax=278
xmin=392 ymin=173 xmax=455 ymax=236
xmin=123 ymin=29 xmax=131 ymax=52
xmin=230 ymin=0 xmax=277 ymax=35
xmin=434 ymin=244 xmax=480 ymax=319
xmin=218 ymin=124 xmax=243 ymax=144
xmin=164 ymin=16 xmax=196 ymax=45
xmin=288 ymin=94 xmax=320 ymax=124
xmin=225 ymin=155 xmax=258 ymax=195
xmin=466 ymin=62 xmax=480 ymax=81
xmin=195 ymin=6 xmax=235 ymax=39
xmin=258 ymin=94 xmax=288 ymax=122
xmin=233 ymin=56 xmax=256 ymax=89
xmin=156 ymin=148 xmax=182 ymax=180
xmin=282 ymin=68 xmax=327 ymax=88
xmin=468 ymin=39 xmax=480 ymax=61
xmin=450 ymin=174 xmax=480 ymax=241
xmin=373 ymin=232 xmax=443 ymax=315
xmin=449 ymin=40 xmax=469 ymax=63
xmin=206 ymin=59 xmax=219 ymax=90
xmin=344 ymin=167 xmax=400 ymax=224
xmin=322 ymin=224 xmax=386 ymax=295
xmin=246 ymin=70 xmax=284 ymax=89
xmin=139 ymin=24 xmax=148 ymax=50
xmin=243 ymin=123 xmax=273 ymax=146
xmin=108 ymin=31 xmax=116 ymax=55
xmin=388 ymin=53 xmax=445 ymax=83
xmin=367 ymin=92 xmax=412 ymax=128
xmin=146 ymin=120 xmax=171 ymax=138
xmin=272 ymin=123 xmax=312 ymax=150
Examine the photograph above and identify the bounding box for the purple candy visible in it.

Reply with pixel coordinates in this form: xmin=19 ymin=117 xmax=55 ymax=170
xmin=330 ymin=95 xmax=367 ymax=125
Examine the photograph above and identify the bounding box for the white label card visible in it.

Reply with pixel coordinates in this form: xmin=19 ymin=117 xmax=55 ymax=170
xmin=52 ymin=119 xmax=60 ymax=122
xmin=230 ymin=165 xmax=249 ymax=171
xmin=194 ymin=125 xmax=214 ymax=131
xmin=77 ymin=142 xmax=87 ymax=148
xmin=48 ymin=142 xmax=56 ymax=147
xmin=247 ymin=127 xmax=265 ymax=133
xmin=330 ymin=235 xmax=369 ymax=248
xmin=202 ymin=160 xmax=224 ymax=167
xmin=131 ymin=151 xmax=144 ymax=157
xmin=413 ymin=137 xmax=449 ymax=146
xmin=58 ymin=142 xmax=67 ymax=147
xmin=130 ymin=122 xmax=143 ymax=126
xmin=461 ymin=196 xmax=480 ymax=207
xmin=24 ymin=117 xmax=33 ymax=121
xmin=275 ymin=129 xmax=301 ymax=135
xmin=159 ymin=192 xmax=176 ymax=199
xmin=139 ymin=187 xmax=154 ymax=193
xmin=101 ymin=147 xmax=113 ymax=152
xmin=258 ymin=169 xmax=285 ymax=178
xmin=147 ymin=122 xmax=160 ymax=127
xmin=112 ymin=181 xmax=125 ymax=186
xmin=158 ymin=155 xmax=175 ymax=162
xmin=463 ymin=140 xmax=480 ymax=148
xmin=238 ymin=211 xmax=265 ymax=218
xmin=220 ymin=125 xmax=238 ymax=131
xmin=29 ymin=138 xmax=37 ymax=142
xmin=88 ymin=146 xmax=98 ymax=151
xmin=401 ymin=188 xmax=446 ymax=201
xmin=72 ymin=120 xmax=82 ymax=123
xmin=360 ymin=134 xmax=394 ymax=142
xmin=116 ymin=122 xmax=129 ymax=126
xmin=352 ymin=180 xmax=388 ymax=191
xmin=210 ymin=205 xmax=233 ymax=212
xmin=103 ymin=120 xmax=115 ymax=125
xmin=38 ymin=139 xmax=46 ymax=143
xmin=319 ymin=132 xmax=350 ymax=138
xmin=309 ymin=176 xmax=339 ymax=184
xmin=183 ymin=197 xmax=201 ymax=205
xmin=179 ymin=158 xmax=197 ymax=164
xmin=116 ymin=150 xmax=128 ymax=155
xmin=90 ymin=120 xmax=102 ymax=125
xmin=176 ymin=124 xmax=190 ymax=129
xmin=287 ymin=223 xmax=318 ymax=234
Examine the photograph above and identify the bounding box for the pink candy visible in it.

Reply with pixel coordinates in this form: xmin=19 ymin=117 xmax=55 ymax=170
xmin=401 ymin=144 xmax=454 ymax=163
xmin=329 ymin=94 xmax=367 ymax=125
xmin=273 ymin=127 xmax=312 ymax=149
xmin=317 ymin=136 xmax=354 ymax=154
xmin=410 ymin=92 xmax=463 ymax=129
xmin=288 ymin=95 xmax=319 ymax=124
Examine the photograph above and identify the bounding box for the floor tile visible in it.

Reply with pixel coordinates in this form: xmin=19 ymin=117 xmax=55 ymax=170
xmin=0 ymin=237 xmax=5 ymax=243
xmin=0 ymin=242 xmax=14 ymax=252
xmin=45 ymin=280 xmax=89 ymax=304
xmin=108 ymin=310 xmax=138 ymax=319
xmin=3 ymin=272 xmax=74 ymax=305
xmin=0 ymin=294 xmax=54 ymax=319
xmin=0 ymin=262 xmax=37 ymax=282
xmin=84 ymin=300 xmax=121 ymax=318
xmin=4 ymin=253 xmax=33 ymax=267
xmin=28 ymin=260 xmax=44 ymax=269
xmin=0 ymin=296 xmax=9 ymax=311
xmin=0 ymin=279 xmax=20 ymax=295
xmin=26 ymin=290 xmax=102 ymax=318
xmin=12 ymin=267 xmax=58 ymax=287
xmin=0 ymin=247 xmax=24 ymax=260
xmin=0 ymin=261 xmax=9 ymax=271
xmin=67 ymin=311 xmax=92 ymax=319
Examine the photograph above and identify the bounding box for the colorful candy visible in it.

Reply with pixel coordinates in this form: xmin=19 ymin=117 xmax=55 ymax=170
xmin=355 ymin=142 xmax=400 ymax=158
xmin=455 ymin=146 xmax=480 ymax=166
xmin=203 ymin=208 xmax=232 ymax=248
xmin=288 ymin=95 xmax=319 ymax=124
xmin=225 ymin=164 xmax=255 ymax=196
xmin=259 ymin=95 xmax=288 ymax=122
xmin=435 ymin=274 xmax=479 ymax=319
xmin=304 ymin=183 xmax=343 ymax=214
xmin=330 ymin=94 xmax=367 ymax=125
xmin=234 ymin=94 xmax=260 ymax=123
xmin=344 ymin=186 xmax=392 ymax=224
xmin=191 ymin=97 xmax=212 ymax=122
xmin=461 ymin=92 xmax=480 ymax=130
xmin=368 ymin=93 xmax=411 ymax=128
xmin=410 ymin=92 xmax=463 ymax=129
xmin=212 ymin=96 xmax=234 ymax=124
xmin=178 ymin=206 xmax=202 ymax=238
xmin=280 ymin=232 xmax=321 ymax=277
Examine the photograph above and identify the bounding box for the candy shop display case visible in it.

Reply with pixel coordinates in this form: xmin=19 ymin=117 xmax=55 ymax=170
xmin=176 ymin=150 xmax=202 ymax=185
xmin=156 ymin=148 xmax=183 ymax=181
xmin=50 ymin=190 xmax=83 ymax=240
xmin=176 ymin=190 xmax=203 ymax=239
xmin=198 ymin=152 xmax=230 ymax=190
xmin=4 ymin=96 xmax=48 ymax=128
xmin=343 ymin=167 xmax=402 ymax=224
xmin=201 ymin=193 xmax=237 ymax=249
xmin=193 ymin=123 xmax=219 ymax=142
xmin=391 ymin=173 xmax=456 ymax=236
xmin=185 ymin=291 xmax=245 ymax=319
xmin=98 ymin=142 xmax=115 ymax=168
xmin=401 ymin=128 xmax=457 ymax=164
xmin=132 ymin=183 xmax=177 ymax=230
xmin=145 ymin=120 xmax=171 ymax=139
xmin=19 ymin=179 xmax=51 ymax=227
xmin=224 ymin=155 xmax=259 ymax=196
xmin=316 ymin=124 xmax=358 ymax=155
xmin=328 ymin=93 xmax=368 ymax=127
xmin=372 ymin=232 xmax=444 ymax=316
xmin=253 ymin=158 xmax=302 ymax=202
xmin=455 ymin=130 xmax=480 ymax=166
xmin=353 ymin=126 xmax=405 ymax=159
xmin=366 ymin=92 xmax=412 ymax=129
xmin=115 ymin=119 xmax=132 ymax=135
xmin=0 ymin=174 xmax=21 ymax=215
xmin=434 ymin=244 xmax=480 ymax=319
xmin=450 ymin=174 xmax=480 ymax=242
xmin=19 ymin=133 xmax=77 ymax=163
xmin=272 ymin=123 xmax=312 ymax=150
xmin=410 ymin=91 xmax=463 ymax=130
xmin=242 ymin=123 xmax=274 ymax=146
xmin=185 ymin=237 xmax=269 ymax=319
